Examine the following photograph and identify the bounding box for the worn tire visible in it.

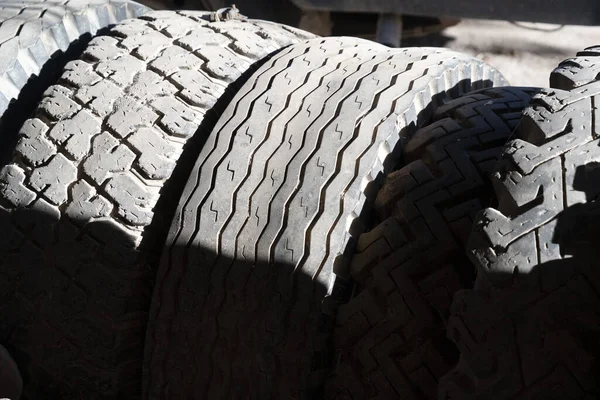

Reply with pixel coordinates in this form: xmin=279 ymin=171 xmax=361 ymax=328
xmin=440 ymin=82 xmax=600 ymax=397
xmin=328 ymin=87 xmax=537 ymax=400
xmin=144 ymin=38 xmax=506 ymax=399
xmin=550 ymin=45 xmax=600 ymax=90
xmin=0 ymin=10 xmax=312 ymax=398
xmin=0 ymin=0 xmax=150 ymax=119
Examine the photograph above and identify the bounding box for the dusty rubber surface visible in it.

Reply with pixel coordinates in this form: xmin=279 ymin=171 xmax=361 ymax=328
xmin=0 ymin=0 xmax=150 ymax=119
xmin=441 ymin=82 xmax=600 ymax=398
xmin=329 ymin=87 xmax=537 ymax=400
xmin=0 ymin=10 xmax=312 ymax=398
xmin=144 ymin=38 xmax=506 ymax=399
xmin=551 ymin=45 xmax=600 ymax=89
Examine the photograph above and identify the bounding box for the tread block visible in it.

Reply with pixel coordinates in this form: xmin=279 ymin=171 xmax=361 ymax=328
xmin=39 ymin=86 xmax=80 ymax=119
xmin=171 ymin=69 xmax=223 ymax=108
xmin=148 ymin=45 xmax=203 ymax=76
xmin=119 ymin=29 xmax=172 ymax=60
xmin=151 ymin=97 xmax=203 ymax=138
xmin=74 ymin=79 xmax=122 ymax=117
xmin=48 ymin=110 xmax=101 ymax=161
xmin=333 ymin=88 xmax=537 ymax=400
xmin=0 ymin=165 xmax=36 ymax=208
xmin=29 ymin=153 xmax=77 ymax=205
xmin=445 ymin=55 xmax=600 ymax=399
xmin=16 ymin=118 xmax=55 ymax=166
xmin=127 ymin=127 xmax=177 ymax=180
xmin=0 ymin=10 xmax=314 ymax=398
xmin=0 ymin=0 xmax=150 ymax=118
xmin=128 ymin=70 xmax=178 ymax=100
xmin=82 ymin=131 xmax=136 ymax=185
xmin=96 ymin=54 xmax=146 ymax=87
xmin=65 ymin=180 xmax=112 ymax=222
xmin=62 ymin=60 xmax=102 ymax=87
xmin=106 ymin=97 xmax=159 ymax=137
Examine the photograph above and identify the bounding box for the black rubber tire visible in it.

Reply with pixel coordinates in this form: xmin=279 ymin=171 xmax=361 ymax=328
xmin=0 ymin=0 xmax=150 ymax=119
xmin=0 ymin=10 xmax=313 ymax=399
xmin=329 ymin=87 xmax=537 ymax=400
xmin=550 ymin=45 xmax=600 ymax=90
xmin=440 ymin=82 xmax=600 ymax=397
xmin=143 ymin=38 xmax=507 ymax=399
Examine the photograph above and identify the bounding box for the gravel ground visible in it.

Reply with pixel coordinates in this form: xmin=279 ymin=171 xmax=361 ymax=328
xmin=432 ymin=19 xmax=600 ymax=87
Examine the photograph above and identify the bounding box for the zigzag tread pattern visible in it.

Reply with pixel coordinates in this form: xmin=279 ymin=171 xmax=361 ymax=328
xmin=328 ymin=87 xmax=536 ymax=400
xmin=0 ymin=0 xmax=151 ymax=118
xmin=144 ymin=38 xmax=507 ymax=399
xmin=440 ymin=79 xmax=600 ymax=398
xmin=0 ymin=10 xmax=312 ymax=398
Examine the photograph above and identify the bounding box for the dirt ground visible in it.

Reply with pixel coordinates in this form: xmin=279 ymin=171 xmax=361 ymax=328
xmin=436 ymin=19 xmax=600 ymax=87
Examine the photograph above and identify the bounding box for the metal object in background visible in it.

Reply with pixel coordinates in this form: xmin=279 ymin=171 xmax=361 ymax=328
xmin=375 ymin=13 xmax=403 ymax=47
xmin=137 ymin=0 xmax=464 ymax=47
xmin=298 ymin=10 xmax=332 ymax=36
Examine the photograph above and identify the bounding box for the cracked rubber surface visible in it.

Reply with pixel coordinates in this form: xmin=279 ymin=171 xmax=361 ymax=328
xmin=144 ymin=38 xmax=507 ymax=399
xmin=440 ymin=82 xmax=600 ymax=398
xmin=0 ymin=0 xmax=150 ymax=120
xmin=0 ymin=10 xmax=312 ymax=399
xmin=550 ymin=45 xmax=600 ymax=90
xmin=329 ymin=87 xmax=537 ymax=400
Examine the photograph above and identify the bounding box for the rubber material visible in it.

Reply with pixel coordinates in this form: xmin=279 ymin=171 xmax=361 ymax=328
xmin=144 ymin=38 xmax=507 ymax=399
xmin=550 ymin=45 xmax=600 ymax=90
xmin=0 ymin=0 xmax=150 ymax=120
xmin=330 ymin=87 xmax=536 ymax=400
xmin=441 ymin=82 xmax=600 ymax=398
xmin=0 ymin=343 xmax=22 ymax=399
xmin=0 ymin=10 xmax=312 ymax=398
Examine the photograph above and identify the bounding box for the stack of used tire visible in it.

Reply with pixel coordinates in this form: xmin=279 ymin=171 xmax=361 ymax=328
xmin=0 ymin=2 xmax=598 ymax=399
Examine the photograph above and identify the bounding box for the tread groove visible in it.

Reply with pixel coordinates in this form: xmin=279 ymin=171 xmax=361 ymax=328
xmin=443 ymin=61 xmax=600 ymax=399
xmin=145 ymin=42 xmax=508 ymax=398
xmin=0 ymin=10 xmax=312 ymax=398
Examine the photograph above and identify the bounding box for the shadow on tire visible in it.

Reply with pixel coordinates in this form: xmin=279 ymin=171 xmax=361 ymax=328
xmin=442 ymin=163 xmax=600 ymax=399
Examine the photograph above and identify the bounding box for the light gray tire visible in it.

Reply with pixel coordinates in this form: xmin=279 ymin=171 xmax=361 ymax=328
xmin=0 ymin=0 xmax=150 ymax=119
xmin=0 ymin=10 xmax=312 ymax=398
xmin=144 ymin=38 xmax=506 ymax=399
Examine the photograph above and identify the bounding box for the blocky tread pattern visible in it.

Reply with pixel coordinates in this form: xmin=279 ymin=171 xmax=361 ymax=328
xmin=0 ymin=10 xmax=312 ymax=399
xmin=329 ymin=87 xmax=536 ymax=400
xmin=0 ymin=0 xmax=150 ymax=118
xmin=144 ymin=38 xmax=507 ymax=399
xmin=440 ymin=82 xmax=600 ymax=398
xmin=550 ymin=45 xmax=600 ymax=90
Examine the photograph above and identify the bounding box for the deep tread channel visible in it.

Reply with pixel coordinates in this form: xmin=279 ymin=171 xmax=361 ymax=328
xmin=329 ymin=87 xmax=537 ymax=400
xmin=0 ymin=10 xmax=312 ymax=398
xmin=144 ymin=39 xmax=507 ymax=399
xmin=440 ymin=80 xmax=600 ymax=398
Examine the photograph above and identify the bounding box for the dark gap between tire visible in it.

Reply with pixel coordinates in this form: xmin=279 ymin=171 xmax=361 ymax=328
xmin=308 ymin=77 xmax=497 ymax=397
